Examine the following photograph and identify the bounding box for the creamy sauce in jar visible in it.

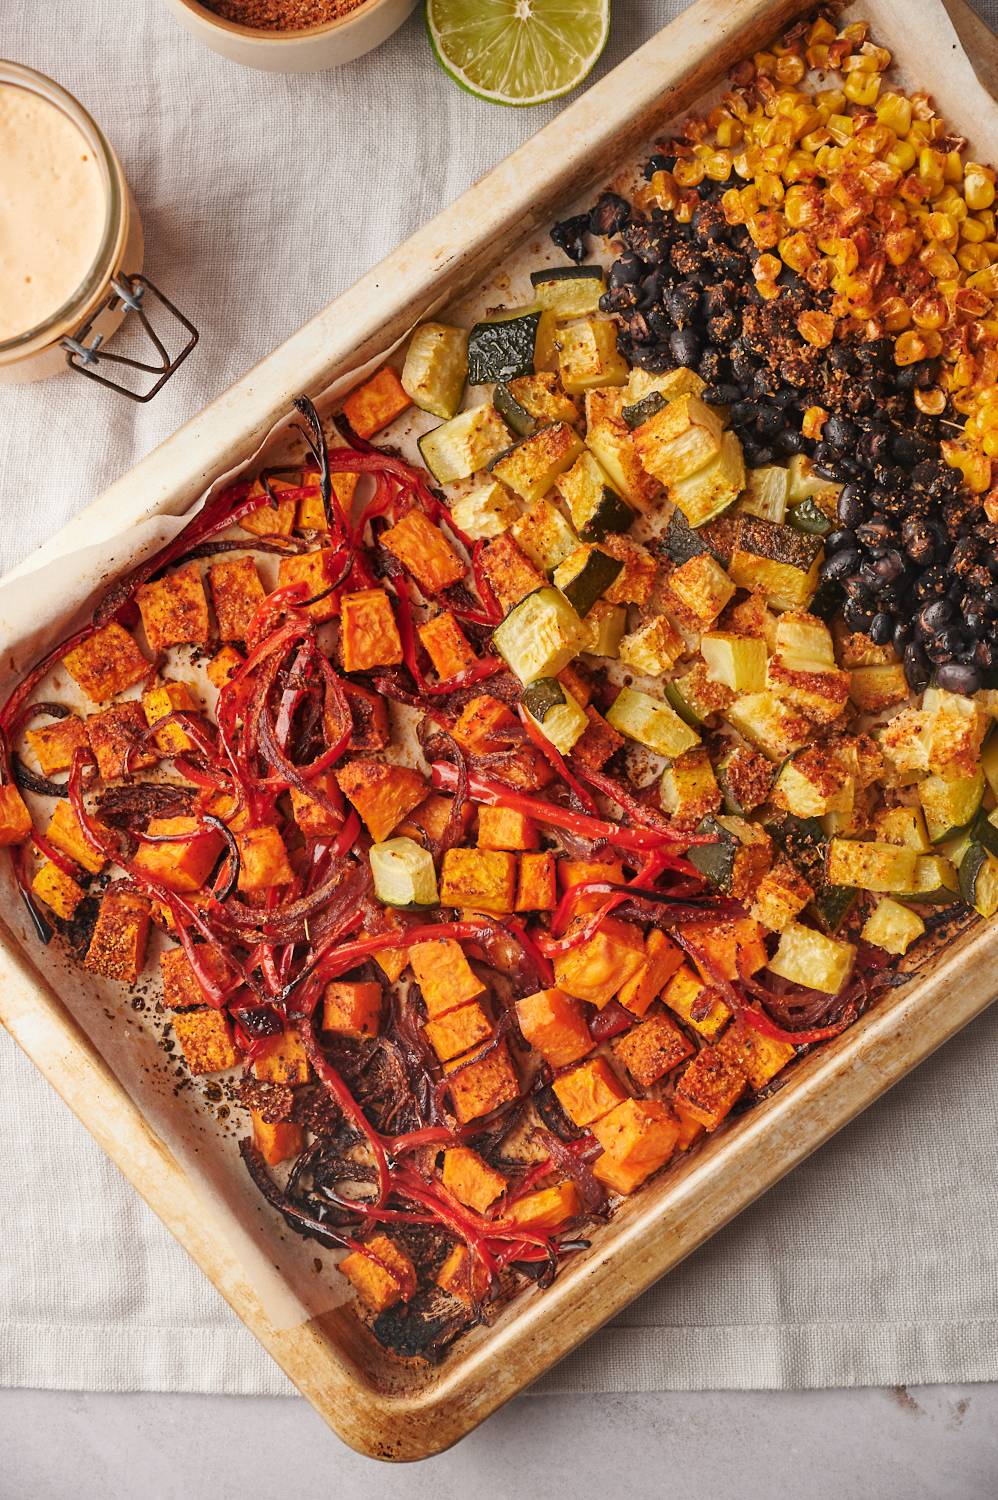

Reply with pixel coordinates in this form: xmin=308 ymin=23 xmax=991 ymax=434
xmin=0 ymin=83 xmax=107 ymax=342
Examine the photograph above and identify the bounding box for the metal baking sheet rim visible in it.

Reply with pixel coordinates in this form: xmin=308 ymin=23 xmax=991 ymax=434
xmin=1 ymin=0 xmax=996 ymax=1461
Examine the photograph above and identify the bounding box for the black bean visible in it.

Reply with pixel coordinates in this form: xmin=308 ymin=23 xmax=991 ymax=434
xmin=857 ymin=519 xmax=895 ymax=549
xmin=937 ymin=661 xmax=982 ymax=694
xmin=669 ymin=327 xmax=701 ymax=366
xmin=608 ymin=253 xmax=644 ymax=288
xmin=590 ymin=192 xmax=631 ymax=238
xmin=755 ymin=406 xmax=782 ymax=438
xmin=644 ymin=153 xmax=676 ymax=179
xmin=869 ymin=611 xmax=894 ymax=645
xmin=777 ymin=429 xmax=807 ymax=455
xmin=826 ymin=529 xmax=855 ymax=553
xmin=703 ymin=383 xmax=741 ymax=405
xmin=550 ymin=213 xmax=591 ymax=264
xmin=823 ymin=548 xmax=861 ymax=581
xmin=842 ymin=599 xmax=873 ymax=631
xmin=823 ymin=414 xmax=858 ymax=449
xmin=664 ymin=283 xmax=699 ymax=326
xmin=893 ymin=621 xmax=911 ymax=654
xmin=903 ymin=643 xmax=931 ymax=693
xmin=837 ymin=486 xmax=866 ymax=528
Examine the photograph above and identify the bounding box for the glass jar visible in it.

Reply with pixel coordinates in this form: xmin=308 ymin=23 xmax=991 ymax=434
xmin=0 ymin=62 xmax=196 ymax=400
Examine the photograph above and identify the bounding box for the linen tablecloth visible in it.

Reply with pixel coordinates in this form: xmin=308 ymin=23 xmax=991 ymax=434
xmin=1 ymin=0 xmax=997 ymax=1398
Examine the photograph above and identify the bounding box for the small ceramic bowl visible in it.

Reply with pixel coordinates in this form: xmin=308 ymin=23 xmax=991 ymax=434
xmin=164 ymin=0 xmax=417 ymax=72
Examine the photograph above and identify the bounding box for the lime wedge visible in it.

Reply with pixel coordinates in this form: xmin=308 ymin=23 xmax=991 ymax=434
xmin=426 ymin=0 xmax=610 ymax=108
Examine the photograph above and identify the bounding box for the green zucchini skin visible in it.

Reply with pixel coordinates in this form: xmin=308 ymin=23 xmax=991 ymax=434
xmin=622 ymin=392 xmax=667 ymax=430
xmin=811 ymin=883 xmax=856 ymax=934
xmin=788 ymin=497 xmax=833 ymax=537
xmin=663 ymin=508 xmax=710 ymax=565
xmin=663 ymin=678 xmax=704 ymax=728
xmin=579 ymin=486 xmax=633 ymax=543
xmin=687 ymin=815 xmax=737 ymax=893
xmin=468 ymin=312 xmax=541 ymax=385
xmin=521 ymin=677 xmax=567 ymax=722
xmin=969 ymin=808 xmax=998 ymax=858
xmin=559 ymin=550 xmax=623 ymax=617
xmin=530 ymin=265 xmax=606 ymax=317
xmin=530 ymin=265 xmax=604 ymax=288
xmin=493 ymin=381 xmax=538 ymax=438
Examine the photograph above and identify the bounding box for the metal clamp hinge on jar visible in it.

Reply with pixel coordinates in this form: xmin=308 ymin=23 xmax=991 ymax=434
xmin=62 ymin=273 xmax=198 ymax=402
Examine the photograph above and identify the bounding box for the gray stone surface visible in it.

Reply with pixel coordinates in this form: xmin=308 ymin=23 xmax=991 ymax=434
xmin=1 ymin=1384 xmax=996 ymax=1496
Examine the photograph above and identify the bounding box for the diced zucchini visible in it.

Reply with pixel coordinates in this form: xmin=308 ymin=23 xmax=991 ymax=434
xmin=874 ymin=805 xmax=931 ymax=853
xmin=969 ymin=807 xmax=998 ymax=857
xmin=556 ymin=450 xmax=634 ymax=541
xmin=557 ymin=317 xmax=629 ymax=394
xmin=739 ymin=465 xmax=789 ymax=523
xmin=448 ymin=480 xmax=519 ymax=541
xmin=700 ymin=631 xmax=767 ymax=692
xmin=467 ymin=308 xmax=551 ymax=385
xmin=959 ymin=842 xmax=998 ymax=916
xmin=767 ymin=920 xmax=855 ymax=994
xmin=687 ymin=814 xmax=767 ymax=895
xmin=606 ymin=686 xmax=700 ymax=758
xmin=725 ymin=692 xmax=811 ymax=761
xmin=552 ymin=545 xmax=623 ymax=617
xmin=826 ymin=837 xmax=918 ymax=893
xmin=577 ymin=601 xmax=626 ymax=658
xmin=633 ymin=394 xmax=725 ymax=487
xmin=622 ymin=392 xmax=666 ymax=430
xmin=786 ymin=454 xmax=842 ymax=512
xmin=625 ymin=367 xmax=706 ymax=404
xmin=401 ymin=322 xmax=468 ymax=419
xmin=728 ymin=517 xmax=824 ymax=610
xmin=788 ymin=497 xmax=833 ymax=536
xmin=917 ymin=768 xmax=985 ymax=844
xmin=861 ymin=898 xmax=925 ymax=955
xmin=584 ymin=393 xmax=660 ymax=512
xmin=530 ymin=264 xmax=606 ymax=317
xmin=662 ymin=507 xmax=710 ymax=564
xmin=849 ymin=664 xmax=909 ymax=713
xmin=775 ymin=749 xmax=854 ymax=818
xmin=618 ymin=615 xmax=684 ymax=677
xmin=668 ymin=429 xmax=746 ymax=528
xmin=522 ymin=677 xmax=588 ymax=754
xmin=370 ymin=837 xmax=438 ymax=908
xmin=659 ymin=747 xmax=720 ymax=825
xmin=418 ymin=404 xmax=511 ymax=484
xmin=492 ymin=586 xmax=583 ymax=685
xmin=492 ymin=422 xmax=585 ymax=505
xmin=509 ymin=372 xmax=580 ymax=428
xmin=901 ymin=853 xmax=959 ymax=903
xmin=811 ymin=882 xmax=856 ymax=934
xmin=493 ymin=381 xmax=539 ymax=438
xmin=663 ymin=663 xmax=732 ymax=727
xmin=510 ymin=497 xmax=580 ymax=572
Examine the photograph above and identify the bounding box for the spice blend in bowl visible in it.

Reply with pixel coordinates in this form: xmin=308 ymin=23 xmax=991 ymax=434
xmin=164 ymin=0 xmax=416 ymax=70
xmin=202 ymin=0 xmax=366 ymax=28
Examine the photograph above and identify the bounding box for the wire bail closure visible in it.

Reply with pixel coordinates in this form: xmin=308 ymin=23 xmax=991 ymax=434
xmin=62 ymin=273 xmax=198 ymax=402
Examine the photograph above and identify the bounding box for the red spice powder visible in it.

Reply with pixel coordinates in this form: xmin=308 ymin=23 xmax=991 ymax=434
xmin=202 ymin=0 xmax=367 ymax=30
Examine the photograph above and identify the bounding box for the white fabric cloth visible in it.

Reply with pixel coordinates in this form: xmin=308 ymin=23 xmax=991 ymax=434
xmin=1 ymin=0 xmax=997 ymax=1399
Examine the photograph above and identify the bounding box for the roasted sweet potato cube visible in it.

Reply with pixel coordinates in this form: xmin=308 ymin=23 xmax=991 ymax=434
xmin=277 ymin=549 xmax=341 ymax=623
xmin=206 ymin=645 xmax=244 ymax=690
xmin=339 ymin=588 xmax=403 ymax=673
xmin=251 ymin=1027 xmax=310 ymax=1085
xmin=515 ymin=851 xmax=556 ymax=911
xmin=445 ymin=1040 xmax=519 ymax=1124
xmin=424 ymin=999 xmax=492 ymax=1063
xmin=0 ymin=783 xmax=32 ymax=847
xmin=322 ymin=980 xmax=382 ymax=1039
xmin=601 ymin=534 xmax=657 ymax=606
xmin=439 ymin=847 xmax=517 ymax=914
xmin=516 ymin=987 xmax=593 ymax=1068
xmin=592 ymin=1099 xmax=680 ymax=1195
xmin=661 ymin=964 xmax=732 ymax=1040
xmin=552 ymin=917 xmax=645 ymax=1008
xmin=339 ymin=1232 xmax=417 ymax=1312
xmin=84 ymin=888 xmax=150 ymax=983
xmin=342 ymin=366 xmax=412 ymax=440
xmin=297 ymin=471 xmax=359 ymax=531
xmin=611 ymin=1010 xmax=694 ymax=1087
xmin=409 ymin=937 xmax=485 ymax=1018
xmin=360 ymin=908 xmax=408 ymax=983
xmin=172 ymin=1008 xmax=240 ymax=1075
xmin=236 ymin=825 xmax=294 ymax=891
xmin=209 ymin=556 xmax=265 ymax=641
xmin=478 ymin=532 xmax=545 ymax=613
xmin=289 ymin=771 xmax=342 ymax=838
xmin=559 ymin=858 xmax=625 ymax=915
xmin=136 ymin=562 xmax=210 ymax=654
xmin=477 ymin=805 xmax=538 ymax=852
xmin=674 ymin=1044 xmax=747 ymax=1131
xmin=134 ymin=816 xmax=224 ymax=892
xmin=63 ymin=622 xmax=149 ymax=703
xmin=684 ymin=915 xmax=768 ymax=983
xmin=159 ymin=944 xmax=232 ymax=1009
xmin=451 ymin=695 xmax=516 ymax=753
xmin=437 ymin=1243 xmax=490 ymax=1305
xmin=441 ymin=1146 xmax=506 ymax=1214
xmin=397 ymin=793 xmax=466 ymax=846
xmin=343 ymin=680 xmax=390 ymax=751
xmin=505 ymin=1180 xmax=582 ymax=1230
xmin=717 ymin=1012 xmax=795 ymax=1091
xmin=336 ymin=758 xmax=428 ymax=843
xmin=418 ymin=611 xmax=477 ymax=680
xmin=31 ymin=860 xmax=86 ymax=920
xmin=617 ymin=929 xmax=684 ymax=1018
xmin=239 ymin=477 xmax=297 ymax=538
xmin=86 ymin=702 xmax=158 ymax=781
xmin=382 ymin=510 xmax=465 ymax=594
xmin=250 ymin=1111 xmax=303 ymax=1167
xmin=142 ymin=680 xmax=202 ymax=754
xmin=674 ymin=1099 xmax=705 ymax=1151
xmin=552 ymin=1056 xmax=628 ymax=1127
xmin=569 ymin=706 xmax=625 ymax=772
xmin=45 ymin=800 xmax=106 ymax=875
xmin=26 ymin=714 xmax=89 ymax=776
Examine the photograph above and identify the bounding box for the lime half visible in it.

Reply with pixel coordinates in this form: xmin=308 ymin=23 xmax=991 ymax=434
xmin=426 ymin=0 xmax=611 ymax=108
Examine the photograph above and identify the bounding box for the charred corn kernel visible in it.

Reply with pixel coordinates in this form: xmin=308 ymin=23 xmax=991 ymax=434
xmin=755 ymin=279 xmax=782 ymax=302
xmin=673 ymin=193 xmax=696 ymax=224
xmin=721 ymin=187 xmax=745 ymax=224
xmin=886 ymin=140 xmax=917 ymax=174
xmin=885 ymin=226 xmax=918 ymax=265
xmin=647 ymin=169 xmax=678 ymax=211
xmin=950 ymin=352 xmax=977 ymax=388
xmin=826 ymin=113 xmax=855 ymax=145
xmin=965 ymin=165 xmax=997 ymax=211
xmin=911 ymin=292 xmax=948 ymax=331
xmin=783 ymin=152 xmax=818 ymax=184
xmin=673 ymin=157 xmax=705 ymax=188
xmin=747 ymin=211 xmax=783 ymax=250
xmin=756 ymin=171 xmax=785 ymax=206
xmin=844 ymin=71 xmax=881 ymax=106
xmin=894 ymin=330 xmax=930 ymax=365
xmin=876 ymin=93 xmax=911 ymax=134
xmin=942 ymin=150 xmax=963 ymax=185
xmin=921 ymin=246 xmax=959 ymax=279
xmin=862 ymin=42 xmax=891 ymax=70
xmin=958 ymin=243 xmax=992 ymax=273
xmin=802 ymin=405 xmax=828 ymax=440
xmin=784 ymin=185 xmax=819 ymax=227
xmin=751 ymin=253 xmax=782 ymax=284
xmin=779 ymin=232 xmax=816 ymax=272
xmin=968 ymin=264 xmax=998 ymax=296
xmin=775 ymin=53 xmax=805 ymax=85
xmin=800 ymin=127 xmax=831 ymax=153
xmin=918 ymin=147 xmax=945 ymax=191
xmin=808 ymin=15 xmax=836 ymax=43
xmin=705 ymin=149 xmax=734 ymax=181
xmin=797 ymin=310 xmax=835 ymax=347
xmin=831 ymin=237 xmax=859 ymax=274
xmin=960 ymin=217 xmax=988 ymax=243
xmin=753 ymin=49 xmax=777 ymax=75
xmin=914 ymin=386 xmax=947 ymax=416
xmin=879 ymin=295 xmax=911 ymax=332
xmin=926 ymin=211 xmax=957 ymax=244
xmin=816 ymin=86 xmax=846 ymax=113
